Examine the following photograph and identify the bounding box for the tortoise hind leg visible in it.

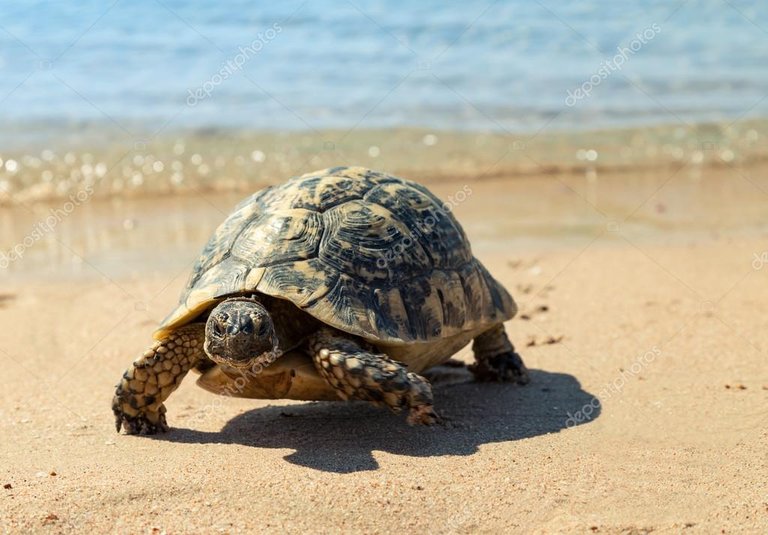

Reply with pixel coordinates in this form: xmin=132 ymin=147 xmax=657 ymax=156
xmin=470 ymin=324 xmax=529 ymax=384
xmin=112 ymin=323 xmax=206 ymax=434
xmin=308 ymin=329 xmax=439 ymax=425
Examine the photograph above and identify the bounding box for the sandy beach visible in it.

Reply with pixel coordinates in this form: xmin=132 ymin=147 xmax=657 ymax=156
xmin=3 ymin=1 xmax=768 ymax=532
xmin=1 ymin=164 xmax=766 ymax=534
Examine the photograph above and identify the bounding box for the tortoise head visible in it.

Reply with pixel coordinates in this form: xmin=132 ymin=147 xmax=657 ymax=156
xmin=204 ymin=297 xmax=280 ymax=371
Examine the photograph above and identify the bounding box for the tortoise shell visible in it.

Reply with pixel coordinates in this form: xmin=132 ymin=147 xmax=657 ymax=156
xmin=156 ymin=167 xmax=517 ymax=343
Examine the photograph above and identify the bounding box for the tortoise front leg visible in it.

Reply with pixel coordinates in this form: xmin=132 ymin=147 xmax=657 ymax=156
xmin=112 ymin=323 xmax=206 ymax=434
xmin=308 ymin=329 xmax=439 ymax=425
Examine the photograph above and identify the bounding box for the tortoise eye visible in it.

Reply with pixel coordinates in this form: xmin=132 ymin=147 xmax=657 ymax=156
xmin=212 ymin=320 xmax=225 ymax=337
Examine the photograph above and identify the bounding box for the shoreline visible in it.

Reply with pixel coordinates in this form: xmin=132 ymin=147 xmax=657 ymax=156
xmin=1 ymin=118 xmax=766 ymax=206
xmin=2 ymin=161 xmax=767 ymax=282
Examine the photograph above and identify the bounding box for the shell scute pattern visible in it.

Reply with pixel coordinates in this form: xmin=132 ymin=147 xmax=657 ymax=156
xmin=285 ymin=168 xmax=387 ymax=212
xmin=186 ymin=188 xmax=269 ymax=289
xmin=399 ymin=277 xmax=444 ymax=339
xmin=257 ymin=258 xmax=333 ymax=307
xmin=428 ymin=270 xmax=468 ymax=329
xmin=370 ymin=286 xmax=407 ymax=337
xmin=184 ymin=256 xmax=249 ymax=311
xmin=231 ymin=209 xmax=321 ymax=268
xmin=476 ymin=261 xmax=515 ymax=314
xmin=304 ymin=273 xmax=378 ymax=336
xmin=320 ymin=200 xmax=431 ymax=283
xmin=159 ymin=167 xmax=516 ymax=342
xmin=363 ymin=182 xmax=471 ymax=270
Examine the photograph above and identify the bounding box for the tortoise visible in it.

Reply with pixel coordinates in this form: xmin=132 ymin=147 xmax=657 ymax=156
xmin=112 ymin=166 xmax=528 ymax=434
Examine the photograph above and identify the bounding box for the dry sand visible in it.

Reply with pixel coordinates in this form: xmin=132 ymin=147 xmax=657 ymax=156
xmin=1 ymin=170 xmax=767 ymax=534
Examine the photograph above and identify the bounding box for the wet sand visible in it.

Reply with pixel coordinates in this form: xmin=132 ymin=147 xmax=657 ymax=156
xmin=1 ymin=165 xmax=767 ymax=533
xmin=2 ymin=119 xmax=767 ymax=206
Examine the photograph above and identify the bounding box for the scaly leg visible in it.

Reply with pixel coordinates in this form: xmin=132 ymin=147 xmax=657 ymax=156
xmin=112 ymin=323 xmax=206 ymax=434
xmin=470 ymin=323 xmax=529 ymax=384
xmin=308 ymin=329 xmax=438 ymax=425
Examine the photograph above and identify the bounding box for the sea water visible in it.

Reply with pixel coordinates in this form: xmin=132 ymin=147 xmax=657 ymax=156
xmin=1 ymin=0 xmax=766 ymax=137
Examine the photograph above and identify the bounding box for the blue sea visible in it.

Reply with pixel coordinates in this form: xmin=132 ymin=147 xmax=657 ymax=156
xmin=0 ymin=0 xmax=767 ymax=136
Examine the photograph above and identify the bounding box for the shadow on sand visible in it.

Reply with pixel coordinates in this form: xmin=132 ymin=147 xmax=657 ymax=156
xmin=152 ymin=368 xmax=599 ymax=473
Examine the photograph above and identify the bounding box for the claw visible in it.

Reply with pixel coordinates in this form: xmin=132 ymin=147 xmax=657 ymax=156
xmin=112 ymin=398 xmax=169 ymax=435
xmin=407 ymin=405 xmax=440 ymax=425
xmin=470 ymin=351 xmax=530 ymax=384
